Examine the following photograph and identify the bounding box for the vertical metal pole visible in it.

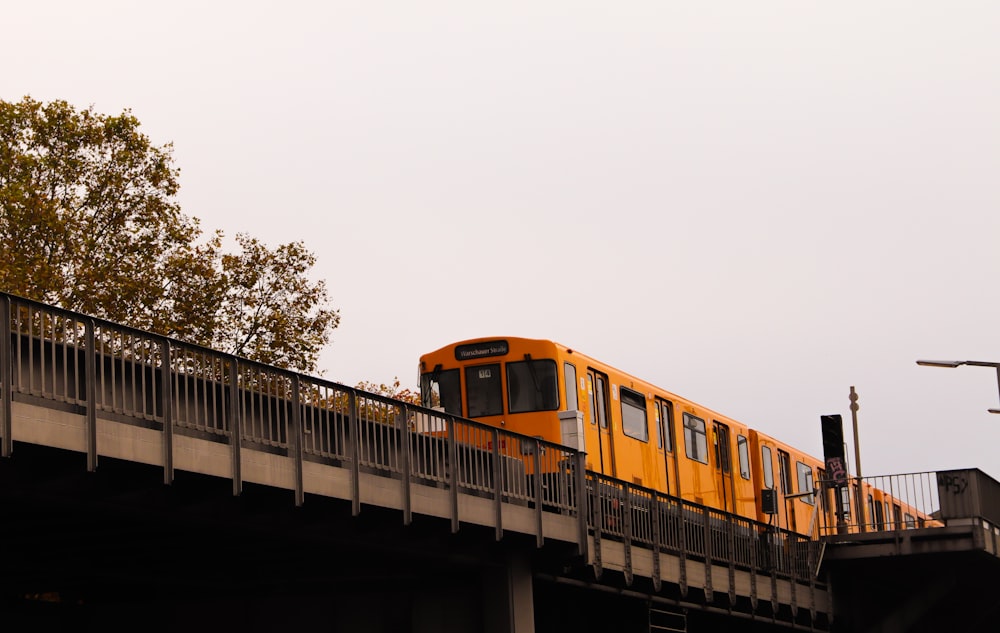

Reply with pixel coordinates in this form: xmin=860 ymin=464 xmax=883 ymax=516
xmin=491 ymin=427 xmax=503 ymax=541
xmin=350 ymin=391 xmax=361 ymax=516
xmin=160 ymin=339 xmax=173 ymax=484
xmin=1 ymin=295 xmax=11 ymax=458
xmin=447 ymin=417 xmax=459 ymax=532
xmin=400 ymin=404 xmax=412 ymax=526
xmin=622 ymin=482 xmax=633 ymax=586
xmin=592 ymin=475 xmax=603 ymax=579
xmin=702 ymin=509 xmax=713 ymax=601
xmin=575 ymin=451 xmax=589 ymax=563
xmin=85 ymin=319 xmax=98 ymax=472
xmin=532 ymin=439 xmax=543 ymax=547
xmin=229 ymin=359 xmax=242 ymax=496
xmin=850 ymin=386 xmax=865 ymax=532
xmin=651 ymin=490 xmax=661 ymax=593
xmin=292 ymin=374 xmax=304 ymax=507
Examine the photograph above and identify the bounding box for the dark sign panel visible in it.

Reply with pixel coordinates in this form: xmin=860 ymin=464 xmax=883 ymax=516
xmin=821 ymin=414 xmax=848 ymax=485
xmin=455 ymin=340 xmax=509 ymax=361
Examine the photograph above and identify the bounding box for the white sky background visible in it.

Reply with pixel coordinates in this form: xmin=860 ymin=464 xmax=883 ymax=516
xmin=5 ymin=2 xmax=1000 ymax=479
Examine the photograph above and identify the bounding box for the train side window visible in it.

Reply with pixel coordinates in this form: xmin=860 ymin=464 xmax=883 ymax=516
xmin=564 ymin=363 xmax=578 ymax=412
xmin=421 ymin=368 xmax=462 ymax=415
xmin=737 ymin=435 xmax=750 ymax=480
xmin=778 ymin=450 xmax=792 ymax=495
xmin=683 ymin=413 xmax=707 ymax=464
xmin=507 ymin=358 xmax=559 ymax=413
xmin=595 ymin=376 xmax=609 ymax=429
xmin=796 ymin=461 xmax=814 ymax=504
xmin=465 ymin=364 xmax=503 ymax=417
xmin=656 ymin=400 xmax=674 ymax=452
xmin=874 ymin=500 xmax=884 ymax=530
xmin=817 ymin=468 xmax=829 ymax=512
xmin=620 ymin=387 xmax=648 ymax=442
xmin=761 ymin=445 xmax=774 ymax=489
xmin=904 ymin=513 xmax=916 ymax=529
xmin=840 ymin=487 xmax=852 ymax=522
xmin=587 ymin=374 xmax=596 ymax=425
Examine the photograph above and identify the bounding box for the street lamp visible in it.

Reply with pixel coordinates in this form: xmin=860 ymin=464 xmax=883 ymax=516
xmin=915 ymin=359 xmax=1000 ymax=414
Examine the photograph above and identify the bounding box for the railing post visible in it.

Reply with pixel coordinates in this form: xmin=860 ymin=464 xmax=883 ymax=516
xmin=448 ymin=416 xmax=459 ymax=533
xmin=400 ymin=404 xmax=412 ymax=526
xmin=85 ymin=318 xmax=98 ymax=472
xmin=678 ymin=498 xmax=688 ymax=597
xmin=491 ymin=427 xmax=503 ymax=541
xmin=575 ymin=451 xmax=589 ymax=564
xmin=160 ymin=339 xmax=173 ymax=485
xmin=622 ymin=481 xmax=633 ymax=586
xmin=651 ymin=491 xmax=661 ymax=593
xmin=702 ymin=508 xmax=713 ymax=601
xmin=592 ymin=475 xmax=603 ymax=579
xmin=229 ymin=359 xmax=242 ymax=496
xmin=1 ymin=295 xmax=11 ymax=458
xmin=532 ymin=438 xmax=543 ymax=548
xmin=350 ymin=390 xmax=361 ymax=516
xmin=291 ymin=374 xmax=304 ymax=507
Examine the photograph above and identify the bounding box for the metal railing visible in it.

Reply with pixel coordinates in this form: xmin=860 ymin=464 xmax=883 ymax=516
xmin=1 ymin=290 xmax=820 ymax=584
xmin=817 ymin=472 xmax=944 ymax=535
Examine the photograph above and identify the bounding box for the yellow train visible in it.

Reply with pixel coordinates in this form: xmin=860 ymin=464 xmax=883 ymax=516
xmin=419 ymin=336 xmax=932 ymax=537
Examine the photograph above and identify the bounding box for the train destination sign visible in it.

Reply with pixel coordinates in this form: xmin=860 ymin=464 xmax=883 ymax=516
xmin=455 ymin=340 xmax=509 ymax=361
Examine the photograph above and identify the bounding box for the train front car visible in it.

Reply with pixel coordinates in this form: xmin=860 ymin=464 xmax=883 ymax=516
xmin=417 ymin=337 xmax=761 ymax=524
xmin=418 ymin=337 xmax=569 ymax=442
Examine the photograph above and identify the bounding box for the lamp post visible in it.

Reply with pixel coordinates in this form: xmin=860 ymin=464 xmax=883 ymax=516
xmin=915 ymin=359 xmax=1000 ymax=414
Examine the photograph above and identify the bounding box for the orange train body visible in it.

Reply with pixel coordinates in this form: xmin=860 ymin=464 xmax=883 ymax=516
xmin=419 ymin=336 xmax=934 ymax=536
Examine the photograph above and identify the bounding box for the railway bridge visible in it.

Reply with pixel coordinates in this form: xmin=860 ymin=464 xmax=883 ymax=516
xmin=1 ymin=291 xmax=998 ymax=631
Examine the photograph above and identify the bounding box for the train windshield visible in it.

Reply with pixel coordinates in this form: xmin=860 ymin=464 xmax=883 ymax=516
xmin=507 ymin=358 xmax=559 ymax=413
xmin=421 ymin=368 xmax=462 ymax=415
xmin=466 ymin=364 xmax=504 ymax=417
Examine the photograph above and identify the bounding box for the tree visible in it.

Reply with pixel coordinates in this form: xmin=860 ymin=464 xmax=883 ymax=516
xmin=0 ymin=96 xmax=338 ymax=373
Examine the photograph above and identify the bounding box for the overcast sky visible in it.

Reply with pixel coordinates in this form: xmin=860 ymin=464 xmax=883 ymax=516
xmin=5 ymin=2 xmax=1000 ymax=480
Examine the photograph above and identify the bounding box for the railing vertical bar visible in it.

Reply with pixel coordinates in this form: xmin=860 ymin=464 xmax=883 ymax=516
xmin=702 ymin=509 xmax=713 ymax=600
xmin=448 ymin=417 xmax=459 ymax=532
xmin=292 ymin=374 xmax=304 ymax=507
xmin=1 ymin=295 xmax=11 ymax=457
xmin=27 ymin=306 xmax=35 ymax=395
xmin=491 ymin=427 xmax=503 ymax=541
xmin=350 ymin=391 xmax=361 ymax=516
xmin=575 ymin=452 xmax=588 ymax=563
xmin=400 ymin=404 xmax=412 ymax=526
xmin=533 ymin=438 xmax=543 ymax=548
xmin=229 ymin=359 xmax=242 ymax=496
xmin=592 ymin=476 xmax=603 ymax=579
xmin=60 ymin=316 xmax=68 ymax=402
xmin=161 ymin=340 xmax=173 ymax=485
xmin=651 ymin=490 xmax=661 ymax=592
xmin=85 ymin=319 xmax=97 ymax=471
xmin=622 ymin=481 xmax=633 ymax=586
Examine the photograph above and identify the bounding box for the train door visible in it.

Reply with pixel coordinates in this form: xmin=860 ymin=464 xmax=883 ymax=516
xmin=712 ymin=421 xmax=735 ymax=513
xmin=777 ymin=449 xmax=794 ymax=531
xmin=656 ymin=398 xmax=678 ymax=496
xmin=586 ymin=369 xmax=615 ymax=477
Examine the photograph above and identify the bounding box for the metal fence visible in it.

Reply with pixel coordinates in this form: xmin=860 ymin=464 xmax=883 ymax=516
xmin=2 ymin=291 xmax=822 ymax=583
xmin=818 ymin=472 xmax=944 ymax=535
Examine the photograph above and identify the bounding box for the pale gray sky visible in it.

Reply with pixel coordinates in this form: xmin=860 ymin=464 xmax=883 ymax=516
xmin=5 ymin=1 xmax=1000 ymax=479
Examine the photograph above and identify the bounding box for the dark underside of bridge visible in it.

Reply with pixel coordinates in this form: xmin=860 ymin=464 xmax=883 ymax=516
xmin=823 ymin=548 xmax=1000 ymax=633
xmin=1 ymin=442 xmax=823 ymax=633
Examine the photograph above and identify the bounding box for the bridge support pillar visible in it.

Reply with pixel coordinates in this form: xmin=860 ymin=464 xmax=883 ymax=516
xmin=484 ymin=549 xmax=535 ymax=633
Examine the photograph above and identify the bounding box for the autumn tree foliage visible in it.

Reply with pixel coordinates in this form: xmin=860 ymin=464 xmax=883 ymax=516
xmin=354 ymin=377 xmax=420 ymax=405
xmin=0 ymin=96 xmax=338 ymax=373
